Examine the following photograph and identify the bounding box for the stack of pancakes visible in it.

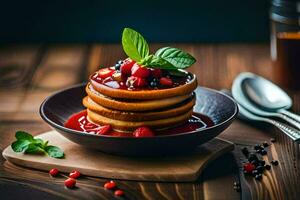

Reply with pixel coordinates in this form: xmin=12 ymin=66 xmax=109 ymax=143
xmin=83 ymin=74 xmax=198 ymax=132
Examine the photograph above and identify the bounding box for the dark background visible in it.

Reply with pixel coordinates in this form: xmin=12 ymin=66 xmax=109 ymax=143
xmin=0 ymin=0 xmax=270 ymax=43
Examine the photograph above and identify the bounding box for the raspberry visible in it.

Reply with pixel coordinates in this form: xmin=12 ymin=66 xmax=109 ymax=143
xmin=131 ymin=63 xmax=150 ymax=78
xmin=120 ymin=58 xmax=135 ymax=76
xmin=133 ymin=127 xmax=155 ymax=137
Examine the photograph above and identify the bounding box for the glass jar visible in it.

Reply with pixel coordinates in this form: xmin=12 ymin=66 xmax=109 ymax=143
xmin=270 ymin=0 xmax=300 ymax=90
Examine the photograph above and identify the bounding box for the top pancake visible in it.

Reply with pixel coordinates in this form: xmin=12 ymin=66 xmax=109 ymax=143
xmin=90 ymin=73 xmax=197 ymax=100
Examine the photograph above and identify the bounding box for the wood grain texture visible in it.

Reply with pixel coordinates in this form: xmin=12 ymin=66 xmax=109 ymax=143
xmin=0 ymin=43 xmax=299 ymax=199
xmin=3 ymin=131 xmax=234 ymax=182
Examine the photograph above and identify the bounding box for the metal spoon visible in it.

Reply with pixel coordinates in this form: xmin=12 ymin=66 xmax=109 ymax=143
xmin=220 ymin=89 xmax=300 ymax=142
xmin=232 ymin=72 xmax=300 ymax=130
xmin=237 ymin=103 xmax=300 ymax=142
xmin=241 ymin=72 xmax=300 ymax=123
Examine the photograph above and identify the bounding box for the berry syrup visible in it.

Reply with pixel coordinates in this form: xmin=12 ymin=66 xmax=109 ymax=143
xmin=64 ymin=110 xmax=214 ymax=137
xmin=90 ymin=69 xmax=193 ymax=91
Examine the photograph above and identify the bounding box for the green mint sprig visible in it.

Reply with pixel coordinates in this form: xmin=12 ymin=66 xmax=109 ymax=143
xmin=11 ymin=131 xmax=64 ymax=159
xmin=122 ymin=27 xmax=150 ymax=61
xmin=121 ymin=28 xmax=196 ymax=70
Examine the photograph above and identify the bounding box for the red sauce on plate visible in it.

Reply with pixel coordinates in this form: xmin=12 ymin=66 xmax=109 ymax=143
xmin=64 ymin=110 xmax=214 ymax=137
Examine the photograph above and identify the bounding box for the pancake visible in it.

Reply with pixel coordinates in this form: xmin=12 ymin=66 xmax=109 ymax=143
xmin=83 ymin=95 xmax=196 ymax=121
xmin=87 ymin=109 xmax=193 ymax=132
xmin=86 ymin=83 xmax=192 ymax=112
xmin=90 ymin=73 xmax=197 ymax=100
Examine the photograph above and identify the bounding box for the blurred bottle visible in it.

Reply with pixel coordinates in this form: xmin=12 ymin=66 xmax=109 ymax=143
xmin=270 ymin=0 xmax=300 ymax=90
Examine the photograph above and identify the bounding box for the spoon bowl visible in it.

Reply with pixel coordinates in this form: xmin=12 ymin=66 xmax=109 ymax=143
xmin=241 ymin=73 xmax=292 ymax=111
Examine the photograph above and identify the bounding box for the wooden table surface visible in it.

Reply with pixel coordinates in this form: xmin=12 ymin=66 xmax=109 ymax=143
xmin=0 ymin=44 xmax=299 ymax=200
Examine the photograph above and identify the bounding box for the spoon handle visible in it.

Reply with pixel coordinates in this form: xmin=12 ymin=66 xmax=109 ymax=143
xmin=276 ymin=113 xmax=300 ymax=130
xmin=280 ymin=110 xmax=300 ymax=123
xmin=265 ymin=118 xmax=300 ymax=142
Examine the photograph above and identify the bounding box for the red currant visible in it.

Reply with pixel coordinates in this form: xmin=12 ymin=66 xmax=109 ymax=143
xmin=69 ymin=170 xmax=81 ymax=179
xmin=114 ymin=189 xmax=124 ymax=197
xmin=243 ymin=163 xmax=255 ymax=173
xmin=49 ymin=168 xmax=59 ymax=177
xmin=104 ymin=180 xmax=116 ymax=190
xmin=64 ymin=178 xmax=76 ymax=189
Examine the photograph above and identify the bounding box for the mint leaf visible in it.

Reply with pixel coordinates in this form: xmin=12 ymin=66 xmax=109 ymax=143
xmin=139 ymin=55 xmax=175 ymax=70
xmin=11 ymin=140 xmax=31 ymax=152
xmin=11 ymin=130 xmax=65 ymax=159
xmin=122 ymin=28 xmax=149 ymax=61
xmin=15 ymin=131 xmax=34 ymax=141
xmin=33 ymin=138 xmax=47 ymax=148
xmin=155 ymin=47 xmax=196 ymax=69
xmin=45 ymin=146 xmax=64 ymax=158
xmin=25 ymin=143 xmax=45 ymax=154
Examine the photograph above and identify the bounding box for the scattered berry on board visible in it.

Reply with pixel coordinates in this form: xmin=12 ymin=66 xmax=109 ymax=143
xmin=49 ymin=168 xmax=59 ymax=177
xmin=114 ymin=189 xmax=125 ymax=197
xmin=240 ymin=141 xmax=279 ymax=182
xmin=104 ymin=180 xmax=117 ymax=190
xmin=69 ymin=170 xmax=81 ymax=179
xmin=64 ymin=178 xmax=76 ymax=189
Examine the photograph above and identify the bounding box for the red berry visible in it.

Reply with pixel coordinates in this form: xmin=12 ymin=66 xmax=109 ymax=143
xmin=98 ymin=68 xmax=115 ymax=79
xmin=243 ymin=163 xmax=255 ymax=173
xmin=151 ymin=68 xmax=162 ymax=78
xmin=96 ymin=125 xmax=112 ymax=135
xmin=114 ymin=189 xmax=124 ymax=197
xmin=104 ymin=180 xmax=116 ymax=190
xmin=64 ymin=178 xmax=76 ymax=189
xmin=133 ymin=127 xmax=155 ymax=137
xmin=127 ymin=76 xmax=147 ymax=88
xmin=49 ymin=168 xmax=59 ymax=176
xmin=159 ymin=77 xmax=173 ymax=86
xmin=135 ymin=77 xmax=147 ymax=87
xmin=131 ymin=63 xmax=150 ymax=78
xmin=120 ymin=58 xmax=135 ymax=76
xmin=69 ymin=170 xmax=81 ymax=179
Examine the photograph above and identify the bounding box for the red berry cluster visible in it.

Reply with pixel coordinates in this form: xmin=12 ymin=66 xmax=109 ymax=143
xmin=49 ymin=169 xmax=125 ymax=196
xmin=49 ymin=168 xmax=81 ymax=189
xmin=104 ymin=180 xmax=125 ymax=197
xmin=98 ymin=58 xmax=174 ymax=89
xmin=241 ymin=139 xmax=279 ymax=181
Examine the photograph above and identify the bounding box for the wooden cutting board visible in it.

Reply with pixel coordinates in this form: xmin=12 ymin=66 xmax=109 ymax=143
xmin=2 ymin=131 xmax=234 ymax=182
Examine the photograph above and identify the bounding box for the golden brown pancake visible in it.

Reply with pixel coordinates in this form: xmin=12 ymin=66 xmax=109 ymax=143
xmin=83 ymin=95 xmax=196 ymax=121
xmin=87 ymin=109 xmax=193 ymax=132
xmin=90 ymin=73 xmax=197 ymax=100
xmin=86 ymin=83 xmax=193 ymax=112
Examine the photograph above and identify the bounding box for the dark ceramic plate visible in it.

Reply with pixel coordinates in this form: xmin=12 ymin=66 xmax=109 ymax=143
xmin=40 ymin=83 xmax=238 ymax=156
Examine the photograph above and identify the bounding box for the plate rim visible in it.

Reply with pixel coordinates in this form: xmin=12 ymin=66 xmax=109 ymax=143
xmin=39 ymin=83 xmax=238 ymax=140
